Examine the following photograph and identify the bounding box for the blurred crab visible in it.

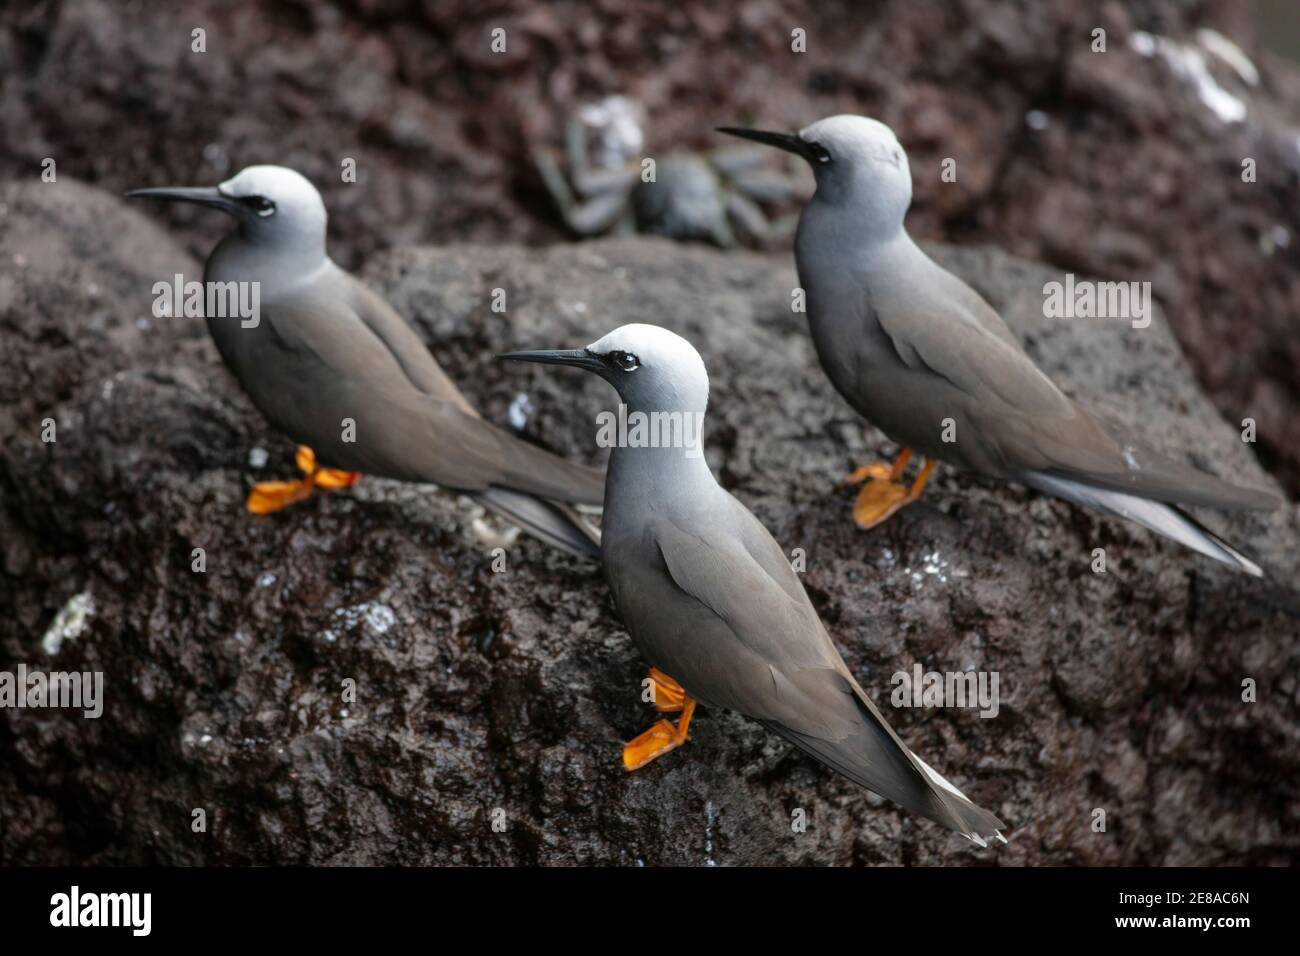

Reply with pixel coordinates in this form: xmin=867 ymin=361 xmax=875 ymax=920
xmin=534 ymin=95 xmax=809 ymax=248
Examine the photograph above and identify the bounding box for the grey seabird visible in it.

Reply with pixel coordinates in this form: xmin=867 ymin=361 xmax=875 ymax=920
xmin=720 ymin=116 xmax=1278 ymax=576
xmin=129 ymin=165 xmax=602 ymax=558
xmin=502 ymin=323 xmax=1005 ymax=844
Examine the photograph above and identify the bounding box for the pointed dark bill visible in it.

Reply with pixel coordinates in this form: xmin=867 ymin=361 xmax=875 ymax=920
xmin=498 ymin=348 xmax=607 ymax=372
xmin=125 ymin=186 xmax=239 ymax=213
xmin=716 ymin=127 xmax=814 ymax=160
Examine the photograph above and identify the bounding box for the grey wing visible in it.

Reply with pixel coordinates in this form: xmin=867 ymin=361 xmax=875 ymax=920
xmin=343 ymin=273 xmax=479 ymax=416
xmin=924 ymin=256 xmax=1026 ymax=352
xmin=1023 ymin=413 xmax=1278 ymax=510
xmin=875 ymin=264 xmax=1277 ymax=508
xmin=617 ymin=500 xmax=1003 ymax=839
xmin=246 ymin=288 xmax=605 ymax=503
xmin=611 ymin=507 xmax=850 ymax=732
xmin=873 ymin=271 xmax=1075 ymax=425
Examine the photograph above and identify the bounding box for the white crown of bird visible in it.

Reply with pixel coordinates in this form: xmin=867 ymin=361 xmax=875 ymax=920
xmin=589 ymin=323 xmax=711 ymax=415
xmin=220 ymin=164 xmax=328 ymax=243
xmin=799 ymin=115 xmax=913 ymax=232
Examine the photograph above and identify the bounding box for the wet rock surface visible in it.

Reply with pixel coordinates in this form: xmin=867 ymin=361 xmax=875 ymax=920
xmin=2 ymin=180 xmax=1297 ymax=865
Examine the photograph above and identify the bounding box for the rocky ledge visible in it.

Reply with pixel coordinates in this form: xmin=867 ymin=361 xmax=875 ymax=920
xmin=1 ymin=179 xmax=1296 ymax=865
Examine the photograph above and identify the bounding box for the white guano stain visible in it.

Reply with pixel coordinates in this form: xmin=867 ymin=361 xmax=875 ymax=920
xmin=1130 ymin=30 xmax=1247 ymax=124
xmin=41 ymin=591 xmax=95 ymax=656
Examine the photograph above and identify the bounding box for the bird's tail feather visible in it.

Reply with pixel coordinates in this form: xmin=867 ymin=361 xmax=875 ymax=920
xmin=907 ymin=750 xmax=1008 ymax=845
xmin=473 ymin=486 xmax=601 ymax=560
xmin=1023 ymin=471 xmax=1264 ymax=577
xmin=764 ymin=718 xmax=1006 ymax=845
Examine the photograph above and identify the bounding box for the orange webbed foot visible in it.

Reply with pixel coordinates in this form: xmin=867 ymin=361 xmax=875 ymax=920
xmin=312 ymin=467 xmax=361 ymax=490
xmin=247 ymin=479 xmax=315 ymax=514
xmin=838 ymin=449 xmax=935 ymax=529
xmin=623 ymin=681 xmax=696 ymax=771
xmin=246 ymin=446 xmax=362 ymax=514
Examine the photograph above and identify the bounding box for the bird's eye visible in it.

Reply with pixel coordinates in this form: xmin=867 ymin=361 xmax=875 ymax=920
xmin=807 ymin=141 xmax=831 ymax=164
xmin=607 ymin=350 xmax=641 ymax=372
xmin=243 ymin=196 xmax=276 ymax=217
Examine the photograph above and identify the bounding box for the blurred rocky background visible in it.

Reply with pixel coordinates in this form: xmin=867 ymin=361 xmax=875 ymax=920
xmin=1 ymin=0 xmax=1298 ymax=865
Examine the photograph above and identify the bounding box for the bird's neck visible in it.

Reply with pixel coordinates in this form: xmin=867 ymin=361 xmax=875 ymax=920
xmin=604 ymin=405 xmax=717 ymax=506
xmin=208 ymin=230 xmax=330 ymax=297
xmin=861 ymin=227 xmax=920 ymax=272
xmin=805 ymin=186 xmax=908 ymax=250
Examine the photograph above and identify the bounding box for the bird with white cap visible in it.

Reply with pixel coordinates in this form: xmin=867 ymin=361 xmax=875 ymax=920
xmin=128 ymin=165 xmax=603 ymax=559
xmin=502 ymin=323 xmax=1006 ymax=845
xmin=719 ymin=116 xmax=1277 ymax=575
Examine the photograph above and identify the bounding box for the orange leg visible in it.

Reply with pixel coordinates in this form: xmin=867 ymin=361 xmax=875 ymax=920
xmin=647 ymin=667 xmax=686 ymax=713
xmin=246 ymin=445 xmax=361 ymax=514
xmin=247 ymin=478 xmax=316 ymax=514
xmin=838 ymin=448 xmax=935 ymax=529
xmin=838 ymin=447 xmax=911 ymax=486
xmin=624 ymin=671 xmax=696 ymax=772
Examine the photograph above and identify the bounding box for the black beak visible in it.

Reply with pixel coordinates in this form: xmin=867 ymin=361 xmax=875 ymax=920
xmin=717 ymin=127 xmax=813 ymax=161
xmin=125 ymin=186 xmax=239 ymax=214
xmin=498 ymin=348 xmax=607 ymax=373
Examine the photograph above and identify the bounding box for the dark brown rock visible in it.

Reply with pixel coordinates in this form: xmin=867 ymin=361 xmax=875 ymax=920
xmin=2 ymin=180 xmax=1296 ymax=864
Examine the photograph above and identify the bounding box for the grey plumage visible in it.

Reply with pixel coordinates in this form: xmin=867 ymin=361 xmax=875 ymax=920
xmin=502 ymin=324 xmax=1005 ymax=844
xmin=721 ymin=116 xmax=1277 ymax=576
xmin=1022 ymin=472 xmax=1263 ymax=577
xmin=129 ymin=166 xmax=601 ymax=558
